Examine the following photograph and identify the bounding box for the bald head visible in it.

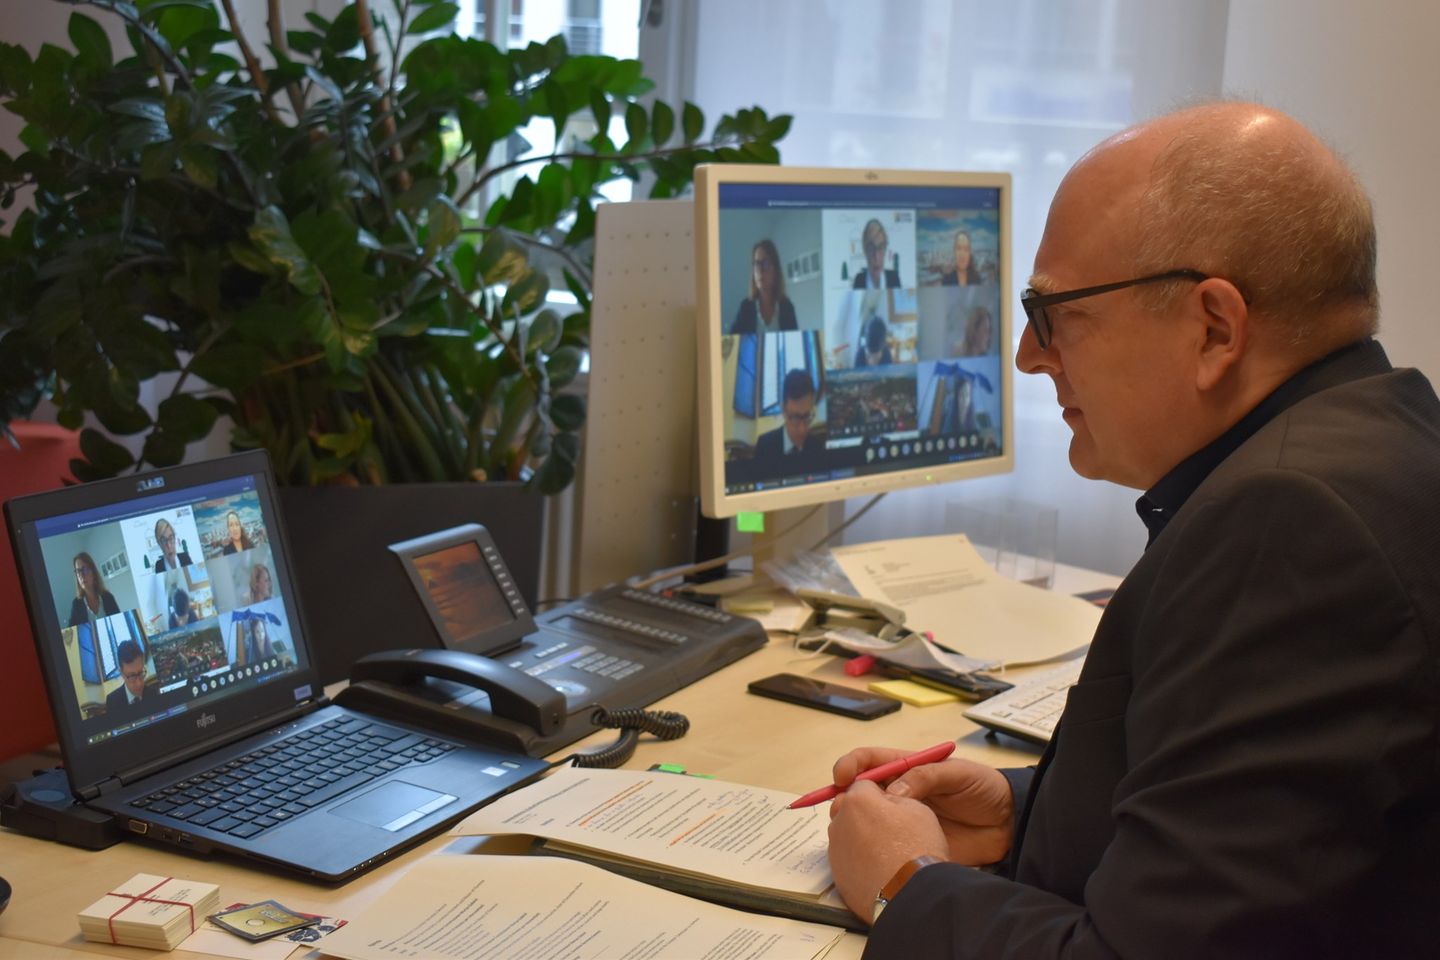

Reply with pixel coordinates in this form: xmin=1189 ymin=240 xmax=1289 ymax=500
xmin=1061 ymin=102 xmax=1378 ymax=354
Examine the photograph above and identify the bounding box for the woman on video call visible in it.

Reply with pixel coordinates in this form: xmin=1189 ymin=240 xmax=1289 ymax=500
xmin=941 ymin=230 xmax=982 ymax=286
xmin=247 ymin=562 xmax=272 ymax=604
xmin=68 ymin=551 xmax=119 ymax=629
xmin=221 ymin=510 xmax=255 ymax=555
xmin=732 ymin=238 xmax=798 ymax=334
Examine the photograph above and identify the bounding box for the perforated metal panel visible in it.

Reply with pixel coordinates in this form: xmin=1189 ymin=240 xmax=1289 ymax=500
xmin=569 ymin=199 xmax=700 ymax=594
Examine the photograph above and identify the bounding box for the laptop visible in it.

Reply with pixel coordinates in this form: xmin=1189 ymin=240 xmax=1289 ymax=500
xmin=4 ymin=450 xmax=549 ymax=881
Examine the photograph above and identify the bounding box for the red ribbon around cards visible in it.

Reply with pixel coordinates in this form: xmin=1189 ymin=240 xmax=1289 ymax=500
xmin=106 ymin=876 xmax=196 ymax=944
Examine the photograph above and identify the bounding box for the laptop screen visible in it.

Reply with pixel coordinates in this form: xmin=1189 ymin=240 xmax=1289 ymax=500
xmin=7 ymin=451 xmax=320 ymax=790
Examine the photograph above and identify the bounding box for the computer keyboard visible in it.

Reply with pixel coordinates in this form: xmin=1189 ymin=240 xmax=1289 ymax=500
xmin=963 ymin=659 xmax=1084 ymax=745
xmin=130 ymin=716 xmax=455 ymax=838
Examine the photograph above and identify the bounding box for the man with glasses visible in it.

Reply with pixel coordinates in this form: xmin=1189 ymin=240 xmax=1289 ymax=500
xmin=105 ymin=640 xmax=149 ymax=714
xmin=825 ymin=102 xmax=1440 ymax=957
xmin=755 ymin=368 xmax=821 ymax=465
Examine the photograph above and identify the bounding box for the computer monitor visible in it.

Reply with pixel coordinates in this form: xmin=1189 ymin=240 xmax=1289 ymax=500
xmin=695 ymin=165 xmax=1014 ymax=519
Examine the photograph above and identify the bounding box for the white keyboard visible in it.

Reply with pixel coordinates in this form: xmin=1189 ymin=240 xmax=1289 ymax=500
xmin=963 ymin=659 xmax=1084 ymax=744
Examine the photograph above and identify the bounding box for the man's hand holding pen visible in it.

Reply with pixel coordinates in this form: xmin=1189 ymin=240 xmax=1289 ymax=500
xmin=824 ymin=745 xmax=1016 ymax=922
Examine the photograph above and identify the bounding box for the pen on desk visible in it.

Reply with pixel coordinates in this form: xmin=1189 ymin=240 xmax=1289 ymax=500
xmin=787 ymin=741 xmax=956 ymax=809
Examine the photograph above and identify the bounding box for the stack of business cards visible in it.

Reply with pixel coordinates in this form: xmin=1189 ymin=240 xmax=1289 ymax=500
xmin=78 ymin=873 xmax=220 ymax=951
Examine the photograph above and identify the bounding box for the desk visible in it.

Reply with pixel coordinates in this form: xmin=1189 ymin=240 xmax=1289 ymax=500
xmin=0 ymin=563 xmax=1119 ymax=958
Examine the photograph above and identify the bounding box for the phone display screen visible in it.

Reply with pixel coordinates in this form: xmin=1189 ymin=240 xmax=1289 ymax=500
xmin=410 ymin=542 xmax=515 ymax=645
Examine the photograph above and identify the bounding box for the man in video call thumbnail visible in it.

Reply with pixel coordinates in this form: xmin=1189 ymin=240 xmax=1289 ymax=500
xmin=105 ymin=640 xmax=150 ymax=713
xmin=756 ymin=368 xmax=823 ymax=463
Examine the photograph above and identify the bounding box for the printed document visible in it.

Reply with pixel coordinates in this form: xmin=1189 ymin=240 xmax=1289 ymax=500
xmin=452 ymin=765 xmax=833 ymax=897
xmin=318 ymin=854 xmax=845 ymax=960
xmin=831 ymin=534 xmax=1101 ymax=667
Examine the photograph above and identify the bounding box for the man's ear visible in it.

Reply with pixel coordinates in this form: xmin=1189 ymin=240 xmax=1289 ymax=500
xmin=1194 ymin=278 xmax=1249 ymax=392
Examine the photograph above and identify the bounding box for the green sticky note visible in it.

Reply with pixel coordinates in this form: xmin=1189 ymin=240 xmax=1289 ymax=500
xmin=736 ymin=511 xmax=765 ymax=534
xmin=654 ymin=763 xmax=687 ymax=774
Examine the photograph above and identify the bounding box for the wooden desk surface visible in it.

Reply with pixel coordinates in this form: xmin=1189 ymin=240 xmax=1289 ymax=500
xmin=0 ymin=563 xmax=1118 ymax=958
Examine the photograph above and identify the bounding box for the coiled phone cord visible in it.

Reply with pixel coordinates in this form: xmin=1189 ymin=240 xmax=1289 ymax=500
xmin=557 ymin=706 xmax=691 ymax=769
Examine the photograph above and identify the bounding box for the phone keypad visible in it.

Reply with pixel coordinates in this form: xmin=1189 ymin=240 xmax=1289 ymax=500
xmin=513 ymin=643 xmax=645 ymax=682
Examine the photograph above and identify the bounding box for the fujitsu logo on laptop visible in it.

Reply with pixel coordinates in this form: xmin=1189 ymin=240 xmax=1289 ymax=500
xmin=137 ymin=475 xmax=166 ymax=492
xmin=195 ymin=713 xmax=217 ymax=730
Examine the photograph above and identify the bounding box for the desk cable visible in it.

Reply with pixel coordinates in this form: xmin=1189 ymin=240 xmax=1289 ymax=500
xmin=551 ymin=705 xmax=690 ymax=770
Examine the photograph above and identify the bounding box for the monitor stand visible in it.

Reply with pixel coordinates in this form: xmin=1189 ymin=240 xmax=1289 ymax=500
xmin=687 ymin=503 xmax=845 ymax=597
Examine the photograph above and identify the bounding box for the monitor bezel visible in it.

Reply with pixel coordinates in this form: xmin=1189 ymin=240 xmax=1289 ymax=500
xmin=694 ymin=164 xmax=1015 ymax=518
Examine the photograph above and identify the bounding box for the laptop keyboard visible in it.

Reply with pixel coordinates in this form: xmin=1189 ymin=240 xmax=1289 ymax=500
xmin=129 ymin=716 xmax=456 ymax=839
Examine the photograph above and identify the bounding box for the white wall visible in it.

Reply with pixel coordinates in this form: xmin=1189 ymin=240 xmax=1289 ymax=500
xmin=1222 ymin=0 xmax=1440 ymax=379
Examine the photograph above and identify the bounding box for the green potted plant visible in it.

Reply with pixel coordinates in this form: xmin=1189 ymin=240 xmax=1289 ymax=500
xmin=0 ymin=0 xmax=789 ymax=494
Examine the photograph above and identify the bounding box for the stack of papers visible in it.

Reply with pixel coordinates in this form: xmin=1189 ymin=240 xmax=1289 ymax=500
xmin=831 ymin=534 xmax=1102 ymax=668
xmin=78 ymin=873 xmax=220 ymax=951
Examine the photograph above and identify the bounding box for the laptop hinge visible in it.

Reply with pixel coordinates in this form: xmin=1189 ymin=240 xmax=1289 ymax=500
xmin=110 ymin=701 xmax=319 ymax=787
xmin=81 ymin=779 xmax=120 ymax=801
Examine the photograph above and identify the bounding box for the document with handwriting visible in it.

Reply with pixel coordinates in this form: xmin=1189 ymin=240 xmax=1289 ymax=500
xmin=318 ymin=854 xmax=845 ymax=960
xmin=450 ymin=766 xmax=858 ymax=929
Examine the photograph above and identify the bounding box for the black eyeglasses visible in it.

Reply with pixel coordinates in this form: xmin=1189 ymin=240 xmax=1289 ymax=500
xmin=1020 ymin=269 xmax=1208 ymax=350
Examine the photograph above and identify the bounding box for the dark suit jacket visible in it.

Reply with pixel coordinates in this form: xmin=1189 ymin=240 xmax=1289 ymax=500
xmin=940 ymin=265 xmax=981 ymax=286
xmin=105 ymin=684 xmax=138 ymax=714
xmin=152 ymin=550 xmax=191 ymax=573
xmin=68 ymin=591 xmax=119 ymax=628
xmin=853 ymin=268 xmax=901 ymax=289
xmin=754 ymin=425 xmax=821 ymax=465
xmin=732 ymin=297 xmax=797 ymax=334
xmin=869 ymin=341 xmax=1440 ymax=958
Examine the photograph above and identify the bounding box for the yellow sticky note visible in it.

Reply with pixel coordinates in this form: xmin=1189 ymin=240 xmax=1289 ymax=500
xmin=721 ymin=596 xmax=774 ymax=615
xmin=868 ymin=678 xmax=960 ymax=707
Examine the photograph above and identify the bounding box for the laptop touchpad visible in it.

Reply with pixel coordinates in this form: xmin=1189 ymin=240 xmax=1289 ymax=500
xmin=332 ymin=781 xmax=457 ymax=832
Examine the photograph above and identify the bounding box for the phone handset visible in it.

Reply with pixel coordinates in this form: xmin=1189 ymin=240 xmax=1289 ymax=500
xmin=349 ymin=648 xmax=565 ymax=735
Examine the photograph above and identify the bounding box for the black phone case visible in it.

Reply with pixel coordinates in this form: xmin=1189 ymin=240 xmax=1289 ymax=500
xmin=747 ymin=675 xmax=901 ymax=720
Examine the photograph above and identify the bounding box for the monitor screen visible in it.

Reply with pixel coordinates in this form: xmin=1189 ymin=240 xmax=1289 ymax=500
xmin=695 ymin=165 xmax=1014 ymax=518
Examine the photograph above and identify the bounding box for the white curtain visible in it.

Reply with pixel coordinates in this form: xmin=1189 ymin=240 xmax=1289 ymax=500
xmin=661 ymin=0 xmax=1229 ymax=575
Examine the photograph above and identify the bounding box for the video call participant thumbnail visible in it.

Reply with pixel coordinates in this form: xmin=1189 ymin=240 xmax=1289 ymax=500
xmin=68 ymin=551 xmax=119 ymax=629
xmin=733 ymin=238 xmax=799 ymax=334
xmin=151 ymin=518 xmax=191 ymax=573
xmin=756 ymin=368 xmax=822 ymax=462
xmin=220 ymin=509 xmax=255 ymax=555
xmin=105 ymin=640 xmax=149 ymax=713
xmin=856 ymin=314 xmax=894 ymax=368
xmin=941 ymin=230 xmax=982 ymax=287
xmin=853 ymin=219 xmax=902 ymax=290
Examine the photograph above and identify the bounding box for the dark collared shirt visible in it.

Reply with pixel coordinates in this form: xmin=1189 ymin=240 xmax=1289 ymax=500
xmin=1136 ymin=338 xmax=1391 ymax=547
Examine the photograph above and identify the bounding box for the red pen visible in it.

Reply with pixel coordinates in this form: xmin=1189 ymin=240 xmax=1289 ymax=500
xmin=787 ymin=741 xmax=956 ymax=809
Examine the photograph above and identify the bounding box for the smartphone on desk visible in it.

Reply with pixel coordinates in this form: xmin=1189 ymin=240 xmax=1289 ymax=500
xmin=747 ymin=673 xmax=902 ymax=720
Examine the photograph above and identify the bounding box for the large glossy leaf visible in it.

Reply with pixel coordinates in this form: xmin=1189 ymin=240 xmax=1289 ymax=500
xmin=407 ymin=3 xmax=459 ymax=36
xmin=249 ymin=206 xmax=322 ymax=296
xmin=68 ymin=13 xmax=113 ymax=70
xmin=157 ymin=392 xmax=219 ymax=441
xmin=79 ymin=426 xmax=134 ymax=475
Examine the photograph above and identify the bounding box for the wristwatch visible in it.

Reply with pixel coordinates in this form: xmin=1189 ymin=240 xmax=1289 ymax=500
xmin=872 ymin=854 xmax=943 ymax=925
